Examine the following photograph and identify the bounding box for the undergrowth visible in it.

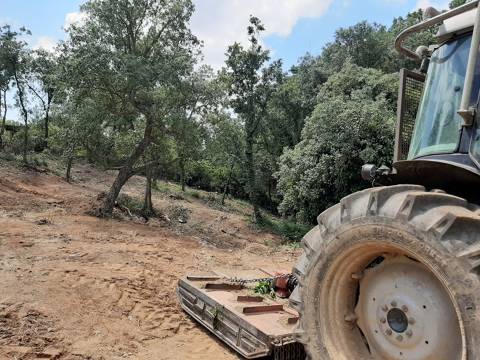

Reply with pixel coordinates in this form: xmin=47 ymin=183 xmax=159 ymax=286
xmin=257 ymin=215 xmax=310 ymax=243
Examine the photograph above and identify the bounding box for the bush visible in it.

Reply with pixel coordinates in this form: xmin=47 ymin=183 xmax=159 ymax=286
xmin=258 ymin=215 xmax=310 ymax=242
xmin=189 ymin=190 xmax=202 ymax=199
xmin=116 ymin=193 xmax=145 ymax=216
xmin=30 ymin=156 xmax=48 ymax=167
xmin=276 ymin=63 xmax=396 ymax=223
xmin=0 ymin=152 xmax=15 ymax=162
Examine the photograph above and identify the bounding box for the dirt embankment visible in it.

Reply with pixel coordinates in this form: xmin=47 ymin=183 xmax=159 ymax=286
xmin=0 ymin=162 xmax=300 ymax=360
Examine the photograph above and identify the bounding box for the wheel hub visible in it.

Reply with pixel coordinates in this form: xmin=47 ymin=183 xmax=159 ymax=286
xmin=387 ymin=308 xmax=408 ymax=333
xmin=354 ymin=256 xmax=462 ymax=360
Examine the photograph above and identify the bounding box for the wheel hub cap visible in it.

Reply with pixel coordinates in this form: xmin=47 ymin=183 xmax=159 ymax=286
xmin=354 ymin=256 xmax=462 ymax=360
xmin=387 ymin=308 xmax=408 ymax=333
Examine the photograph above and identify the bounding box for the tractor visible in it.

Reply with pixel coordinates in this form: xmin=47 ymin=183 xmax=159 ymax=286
xmin=178 ymin=2 xmax=480 ymax=359
xmin=289 ymin=2 xmax=480 ymax=359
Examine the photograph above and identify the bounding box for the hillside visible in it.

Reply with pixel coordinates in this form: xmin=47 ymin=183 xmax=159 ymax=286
xmin=0 ymin=161 xmax=301 ymax=360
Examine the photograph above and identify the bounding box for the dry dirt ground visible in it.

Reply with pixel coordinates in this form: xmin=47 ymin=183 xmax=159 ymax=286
xmin=0 ymin=161 xmax=301 ymax=360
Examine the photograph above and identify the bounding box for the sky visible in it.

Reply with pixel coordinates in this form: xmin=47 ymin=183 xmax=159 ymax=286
xmin=0 ymin=0 xmax=450 ymax=121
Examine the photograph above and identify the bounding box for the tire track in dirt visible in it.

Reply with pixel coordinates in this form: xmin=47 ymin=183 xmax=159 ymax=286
xmin=0 ymin=162 xmax=300 ymax=359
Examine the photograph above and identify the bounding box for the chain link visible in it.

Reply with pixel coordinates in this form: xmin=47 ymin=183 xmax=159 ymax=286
xmin=273 ymin=342 xmax=306 ymax=360
xmin=224 ymin=273 xmax=291 ymax=285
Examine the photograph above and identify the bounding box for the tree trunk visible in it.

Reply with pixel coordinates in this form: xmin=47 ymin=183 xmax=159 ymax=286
xmin=0 ymin=90 xmax=5 ymax=150
xmin=143 ymin=165 xmax=154 ymax=218
xmin=44 ymin=111 xmax=49 ymax=148
xmin=221 ymin=182 xmax=229 ymax=206
xmin=13 ymin=70 xmax=28 ymax=163
xmin=44 ymin=92 xmax=52 ymax=148
xmin=22 ymin=122 xmax=28 ymax=163
xmin=66 ymin=156 xmax=73 ymax=183
xmin=221 ymin=161 xmax=235 ymax=205
xmin=245 ymin=133 xmax=261 ymax=222
xmin=98 ymin=116 xmax=153 ymax=217
xmin=180 ymin=158 xmax=186 ymax=192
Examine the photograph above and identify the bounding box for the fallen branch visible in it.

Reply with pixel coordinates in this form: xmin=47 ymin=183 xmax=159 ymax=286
xmin=115 ymin=202 xmax=133 ymax=217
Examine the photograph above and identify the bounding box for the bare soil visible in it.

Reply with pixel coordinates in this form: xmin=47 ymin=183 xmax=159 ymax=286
xmin=0 ymin=161 xmax=300 ymax=360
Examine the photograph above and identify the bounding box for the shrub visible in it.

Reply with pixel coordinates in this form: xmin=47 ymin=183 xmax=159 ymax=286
xmin=258 ymin=215 xmax=310 ymax=242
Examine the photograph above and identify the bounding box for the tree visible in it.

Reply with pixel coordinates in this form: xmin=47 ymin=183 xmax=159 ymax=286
xmin=276 ymin=62 xmax=397 ymax=223
xmin=0 ymin=27 xmax=13 ymax=150
xmin=203 ymin=112 xmax=245 ymax=204
xmin=225 ymin=16 xmax=280 ymax=222
xmin=51 ymin=97 xmax=109 ymax=182
xmin=0 ymin=26 xmax=32 ymax=162
xmin=450 ymin=0 xmax=467 ymax=9
xmin=320 ymin=12 xmax=435 ymax=74
xmin=169 ymin=65 xmax=222 ymax=191
xmin=28 ymin=50 xmax=58 ymax=148
xmin=62 ymin=0 xmax=199 ymax=216
xmin=322 ymin=21 xmax=390 ymax=72
xmin=140 ymin=126 xmax=179 ymax=217
xmin=0 ymin=89 xmax=6 ymax=149
xmin=388 ymin=10 xmax=436 ymax=71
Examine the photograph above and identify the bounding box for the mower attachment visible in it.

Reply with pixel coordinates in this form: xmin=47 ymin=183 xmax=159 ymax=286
xmin=177 ymin=269 xmax=305 ymax=359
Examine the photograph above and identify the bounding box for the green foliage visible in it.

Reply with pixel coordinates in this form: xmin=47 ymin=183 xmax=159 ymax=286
xmin=0 ymin=4 xmax=442 ymax=227
xmin=254 ymin=281 xmax=276 ymax=299
xmin=116 ymin=193 xmax=146 ymax=217
xmin=258 ymin=215 xmax=310 ymax=242
xmin=189 ymin=190 xmax=202 ymax=199
xmin=450 ymin=0 xmax=467 ymax=9
xmin=225 ymin=16 xmax=282 ymax=221
xmin=0 ymin=25 xmax=33 ymax=162
xmin=322 ymin=21 xmax=391 ymax=72
xmin=0 ymin=151 xmax=15 ymax=162
xmin=30 ymin=155 xmax=48 ymax=168
xmin=276 ymin=63 xmax=396 ymax=223
xmin=320 ymin=12 xmax=435 ymax=74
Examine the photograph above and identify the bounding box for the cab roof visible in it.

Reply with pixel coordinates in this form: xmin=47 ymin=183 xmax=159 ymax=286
xmin=437 ymin=8 xmax=476 ymax=41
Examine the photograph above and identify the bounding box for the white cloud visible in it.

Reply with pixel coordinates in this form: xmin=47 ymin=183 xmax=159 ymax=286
xmin=414 ymin=0 xmax=450 ymax=10
xmin=191 ymin=0 xmax=333 ymax=69
xmin=33 ymin=36 xmax=57 ymax=52
xmin=64 ymin=11 xmax=87 ymax=29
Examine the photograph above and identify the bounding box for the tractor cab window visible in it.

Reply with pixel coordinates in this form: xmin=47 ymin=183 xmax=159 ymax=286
xmin=409 ymin=35 xmax=475 ymax=159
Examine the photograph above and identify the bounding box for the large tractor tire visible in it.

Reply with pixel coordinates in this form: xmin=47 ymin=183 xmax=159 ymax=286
xmin=290 ymin=185 xmax=480 ymax=360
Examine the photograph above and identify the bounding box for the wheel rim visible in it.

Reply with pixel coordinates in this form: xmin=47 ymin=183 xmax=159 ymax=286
xmin=314 ymin=241 xmax=464 ymax=360
xmin=355 ymin=255 xmax=462 ymax=359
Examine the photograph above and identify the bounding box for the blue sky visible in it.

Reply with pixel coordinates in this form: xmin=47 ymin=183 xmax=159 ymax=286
xmin=1 ymin=0 xmax=449 ymax=121
xmin=267 ymin=0 xmax=448 ymax=67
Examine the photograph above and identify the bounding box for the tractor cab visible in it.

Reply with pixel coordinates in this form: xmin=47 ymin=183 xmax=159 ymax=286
xmin=371 ymin=2 xmax=480 ymax=203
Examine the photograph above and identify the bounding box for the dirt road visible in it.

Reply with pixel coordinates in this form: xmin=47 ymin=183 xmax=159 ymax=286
xmin=0 ymin=162 xmax=300 ymax=359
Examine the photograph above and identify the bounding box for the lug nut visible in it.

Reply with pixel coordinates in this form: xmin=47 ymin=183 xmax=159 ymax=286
xmin=397 ymin=335 xmax=403 ymax=342
xmin=381 ymin=305 xmax=388 ymax=312
xmin=391 ymin=301 xmax=397 ymax=307
xmin=386 ymin=329 xmax=392 ymax=336
xmin=401 ymin=305 xmax=408 ymax=312
xmin=380 ymin=317 xmax=386 ymax=324
xmin=408 ymin=317 xmax=416 ymax=325
xmin=406 ymin=330 xmax=413 ymax=337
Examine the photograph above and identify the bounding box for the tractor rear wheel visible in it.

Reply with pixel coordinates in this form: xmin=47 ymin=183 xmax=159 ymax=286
xmin=290 ymin=185 xmax=480 ymax=359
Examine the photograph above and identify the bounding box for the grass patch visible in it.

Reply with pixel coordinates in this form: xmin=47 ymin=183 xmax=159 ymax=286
xmin=257 ymin=215 xmax=310 ymax=243
xmin=116 ymin=193 xmax=145 ymax=217
xmin=154 ymin=181 xmax=183 ymax=194
xmin=188 ymin=190 xmax=202 ymax=199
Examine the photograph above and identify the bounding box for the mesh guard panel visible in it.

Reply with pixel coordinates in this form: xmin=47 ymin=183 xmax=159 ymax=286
xmin=394 ymin=69 xmax=425 ymax=162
